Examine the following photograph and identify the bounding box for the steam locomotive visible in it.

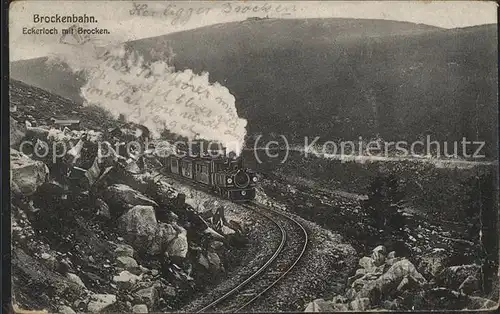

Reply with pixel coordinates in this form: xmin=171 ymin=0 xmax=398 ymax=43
xmin=162 ymin=150 xmax=257 ymax=202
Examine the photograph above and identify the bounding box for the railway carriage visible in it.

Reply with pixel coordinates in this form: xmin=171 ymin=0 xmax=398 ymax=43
xmin=163 ymin=153 xmax=257 ymax=202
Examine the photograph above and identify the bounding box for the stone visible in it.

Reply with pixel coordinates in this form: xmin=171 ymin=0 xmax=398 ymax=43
xmin=10 ymin=149 xmax=49 ymax=196
xmin=166 ymin=226 xmax=188 ymax=259
xmin=331 ymin=295 xmax=348 ymax=304
xmin=207 ymin=252 xmax=222 ymax=271
xmin=418 ymin=249 xmax=449 ymax=279
xmin=357 ymin=259 xmax=426 ymax=302
xmin=103 ymin=184 xmax=158 ymax=217
xmin=87 ymin=294 xmax=117 ymax=313
xmin=58 ymin=305 xmax=77 ymax=314
xmin=304 ymin=299 xmax=335 ymax=312
xmin=66 ymin=273 xmax=86 ymax=289
xmin=437 ymin=264 xmax=481 ymax=290
xmin=115 ymin=243 xmax=134 ymax=257
xmin=135 ymin=286 xmax=158 ymax=308
xmin=359 ymin=256 xmax=375 ymax=270
xmin=385 ymin=257 xmax=404 ymax=269
xmin=40 ymin=252 xmax=58 ymax=271
xmin=221 ymin=225 xmax=236 ymax=235
xmin=332 ymin=303 xmax=349 ymax=311
xmin=132 ymin=304 xmax=148 ymax=313
xmin=387 ymin=251 xmax=396 ymax=259
xmin=198 ymin=254 xmax=209 ymax=270
xmin=373 ymin=245 xmax=386 ymax=254
xmin=117 ymin=256 xmax=139 ymax=270
xmin=347 ymin=272 xmax=366 ymax=287
xmin=148 ymin=223 xmax=177 ymax=255
xmin=381 ymin=299 xmax=400 ymax=310
xmin=113 ymin=271 xmax=141 ymax=290
xmin=118 ymin=206 xmax=158 ymax=253
xmin=350 ymin=297 xmax=370 ymax=311
xmin=151 ymin=179 xmax=179 ymax=205
xmin=95 ymin=198 xmax=111 ymax=219
xmin=371 ymin=246 xmax=386 ymax=267
xmin=163 ymin=285 xmax=176 ymax=297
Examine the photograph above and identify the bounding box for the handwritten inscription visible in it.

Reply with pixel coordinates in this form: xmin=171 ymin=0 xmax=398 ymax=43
xmin=221 ymin=2 xmax=297 ymax=15
xmin=129 ymin=3 xmax=211 ymax=25
xmin=129 ymin=2 xmax=297 ymax=25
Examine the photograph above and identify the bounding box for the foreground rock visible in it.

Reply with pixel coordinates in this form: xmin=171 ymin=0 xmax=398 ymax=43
xmin=118 ymin=205 xmax=159 ymax=253
xmin=132 ymin=304 xmax=148 ymax=313
xmin=11 ymin=149 xmax=49 ymax=196
xmin=305 ymin=245 xmax=498 ymax=311
xmin=166 ymin=225 xmax=188 ymax=259
xmin=103 ymin=184 xmax=158 ymax=217
xmin=87 ymin=294 xmax=117 ymax=313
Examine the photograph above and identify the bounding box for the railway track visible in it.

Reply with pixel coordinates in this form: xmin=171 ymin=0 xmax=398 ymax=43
xmin=153 ymin=171 xmax=309 ymax=312
xmin=196 ymin=202 xmax=308 ymax=313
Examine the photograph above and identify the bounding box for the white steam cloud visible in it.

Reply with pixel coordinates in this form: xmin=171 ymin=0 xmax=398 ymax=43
xmin=48 ymin=45 xmax=247 ymax=155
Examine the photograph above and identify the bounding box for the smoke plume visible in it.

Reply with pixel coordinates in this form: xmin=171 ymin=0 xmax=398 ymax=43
xmin=48 ymin=45 xmax=247 ymax=155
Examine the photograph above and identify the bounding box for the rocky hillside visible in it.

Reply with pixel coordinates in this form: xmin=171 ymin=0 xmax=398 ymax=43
xmin=10 ymin=19 xmax=498 ymax=157
xmin=9 ymin=80 xmax=250 ymax=313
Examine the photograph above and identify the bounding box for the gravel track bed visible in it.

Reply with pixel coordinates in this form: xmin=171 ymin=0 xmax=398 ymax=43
xmin=174 ymin=201 xmax=282 ymax=312
xmin=240 ymin=211 xmax=356 ymax=312
xmin=206 ymin=204 xmax=308 ymax=313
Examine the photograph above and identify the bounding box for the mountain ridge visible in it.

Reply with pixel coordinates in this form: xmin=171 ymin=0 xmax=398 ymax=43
xmin=10 ymin=18 xmax=498 ymax=157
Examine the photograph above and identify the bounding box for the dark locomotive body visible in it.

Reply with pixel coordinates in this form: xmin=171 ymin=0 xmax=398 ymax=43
xmin=163 ymin=153 xmax=257 ymax=201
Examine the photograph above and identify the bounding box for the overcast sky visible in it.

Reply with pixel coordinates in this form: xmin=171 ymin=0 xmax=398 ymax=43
xmin=10 ymin=0 xmax=498 ymax=61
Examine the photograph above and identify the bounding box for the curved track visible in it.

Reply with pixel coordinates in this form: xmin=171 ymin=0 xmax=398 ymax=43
xmin=197 ymin=202 xmax=308 ymax=313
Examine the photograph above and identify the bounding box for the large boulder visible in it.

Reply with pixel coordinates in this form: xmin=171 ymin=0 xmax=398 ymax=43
xmin=66 ymin=273 xmax=87 ymax=289
xmin=103 ymin=184 xmax=158 ymax=217
xmin=357 ymin=259 xmax=427 ymax=302
xmin=87 ymin=294 xmax=117 ymax=313
xmin=148 ymin=223 xmax=177 ymax=255
xmin=150 ymin=179 xmax=179 ymax=206
xmin=118 ymin=206 xmax=158 ymax=253
xmin=134 ymin=286 xmax=158 ymax=308
xmin=11 ymin=149 xmax=49 ymax=196
xmin=114 ymin=243 xmax=135 ymax=257
xmin=166 ymin=225 xmax=188 ymax=259
xmin=116 ymin=256 xmax=139 ymax=270
xmin=132 ymin=304 xmax=148 ymax=313
xmin=112 ymin=271 xmax=141 ymax=290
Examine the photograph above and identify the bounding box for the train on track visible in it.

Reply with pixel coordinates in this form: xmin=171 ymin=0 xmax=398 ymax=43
xmin=161 ymin=151 xmax=258 ymax=202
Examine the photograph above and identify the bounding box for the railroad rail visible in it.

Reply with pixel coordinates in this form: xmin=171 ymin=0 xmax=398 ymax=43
xmin=197 ymin=202 xmax=308 ymax=313
xmin=153 ymin=170 xmax=309 ymax=312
